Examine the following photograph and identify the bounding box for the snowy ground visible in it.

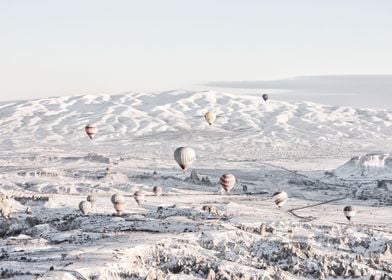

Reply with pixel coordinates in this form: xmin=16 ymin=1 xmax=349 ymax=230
xmin=0 ymin=91 xmax=391 ymax=279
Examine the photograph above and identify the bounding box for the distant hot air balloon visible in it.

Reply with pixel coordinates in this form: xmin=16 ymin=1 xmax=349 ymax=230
xmin=204 ymin=111 xmax=216 ymax=126
xmin=85 ymin=124 xmax=97 ymax=140
xmin=111 ymin=194 xmax=125 ymax=215
xmin=220 ymin=174 xmax=236 ymax=193
xmin=111 ymin=194 xmax=125 ymax=204
xmin=87 ymin=194 xmax=97 ymax=208
xmin=174 ymin=147 xmax=196 ymax=171
xmin=153 ymin=186 xmax=163 ymax=196
xmin=134 ymin=190 xmax=145 ymax=206
xmin=79 ymin=201 xmax=92 ymax=215
xmin=343 ymin=206 xmax=356 ymax=221
xmin=262 ymin=94 xmax=269 ymax=102
xmin=273 ymin=191 xmax=288 ymax=208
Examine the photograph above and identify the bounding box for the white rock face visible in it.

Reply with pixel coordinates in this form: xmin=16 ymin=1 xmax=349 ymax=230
xmin=334 ymin=152 xmax=392 ymax=178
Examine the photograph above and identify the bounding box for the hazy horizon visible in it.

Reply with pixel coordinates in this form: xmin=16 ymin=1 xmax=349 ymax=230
xmin=1 ymin=1 xmax=392 ymax=108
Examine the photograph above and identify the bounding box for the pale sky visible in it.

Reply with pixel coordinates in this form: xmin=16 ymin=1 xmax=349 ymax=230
xmin=1 ymin=0 xmax=392 ymax=102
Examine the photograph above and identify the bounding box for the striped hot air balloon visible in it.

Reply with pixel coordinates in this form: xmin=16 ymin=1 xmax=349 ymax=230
xmin=174 ymin=147 xmax=196 ymax=171
xmin=273 ymin=191 xmax=288 ymax=208
xmin=153 ymin=186 xmax=163 ymax=196
xmin=85 ymin=124 xmax=98 ymax=140
xmin=343 ymin=206 xmax=355 ymax=221
xmin=134 ymin=190 xmax=145 ymax=206
xmin=204 ymin=111 xmax=216 ymax=126
xmin=220 ymin=174 xmax=236 ymax=193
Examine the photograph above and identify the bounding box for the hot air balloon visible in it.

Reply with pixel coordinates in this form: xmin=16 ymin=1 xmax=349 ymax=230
xmin=343 ymin=206 xmax=355 ymax=221
xmin=262 ymin=94 xmax=269 ymax=102
xmin=79 ymin=201 xmax=92 ymax=215
xmin=87 ymin=194 xmax=97 ymax=208
xmin=174 ymin=147 xmax=196 ymax=171
xmin=204 ymin=111 xmax=216 ymax=126
xmin=273 ymin=191 xmax=288 ymax=208
xmin=153 ymin=186 xmax=163 ymax=196
xmin=134 ymin=190 xmax=145 ymax=206
xmin=111 ymin=194 xmax=125 ymax=204
xmin=111 ymin=194 xmax=125 ymax=215
xmin=220 ymin=174 xmax=236 ymax=193
xmin=85 ymin=124 xmax=97 ymax=140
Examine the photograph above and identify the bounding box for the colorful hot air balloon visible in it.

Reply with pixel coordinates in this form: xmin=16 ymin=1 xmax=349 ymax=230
xmin=85 ymin=124 xmax=97 ymax=140
xmin=262 ymin=94 xmax=269 ymax=102
xmin=174 ymin=147 xmax=196 ymax=171
xmin=273 ymin=191 xmax=288 ymax=208
xmin=343 ymin=206 xmax=355 ymax=221
xmin=220 ymin=174 xmax=236 ymax=193
xmin=134 ymin=190 xmax=145 ymax=206
xmin=79 ymin=201 xmax=92 ymax=215
xmin=204 ymin=111 xmax=216 ymax=126
xmin=153 ymin=186 xmax=163 ymax=196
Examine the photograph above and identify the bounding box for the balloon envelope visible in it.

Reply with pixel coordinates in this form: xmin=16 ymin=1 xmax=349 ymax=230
xmin=220 ymin=174 xmax=236 ymax=193
xmin=79 ymin=201 xmax=92 ymax=215
xmin=204 ymin=111 xmax=216 ymax=126
xmin=111 ymin=194 xmax=125 ymax=204
xmin=87 ymin=194 xmax=97 ymax=207
xmin=85 ymin=124 xmax=98 ymax=140
xmin=343 ymin=205 xmax=356 ymax=221
xmin=87 ymin=194 xmax=97 ymax=202
xmin=273 ymin=191 xmax=288 ymax=207
xmin=174 ymin=147 xmax=196 ymax=171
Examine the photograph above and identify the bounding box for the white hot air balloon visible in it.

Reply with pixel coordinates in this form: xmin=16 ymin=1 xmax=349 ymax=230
xmin=111 ymin=194 xmax=125 ymax=204
xmin=85 ymin=124 xmax=98 ymax=140
xmin=79 ymin=201 xmax=92 ymax=215
xmin=220 ymin=174 xmax=236 ymax=193
xmin=153 ymin=186 xmax=163 ymax=196
xmin=204 ymin=111 xmax=216 ymax=126
xmin=111 ymin=194 xmax=125 ymax=215
xmin=87 ymin=194 xmax=97 ymax=208
xmin=134 ymin=190 xmax=145 ymax=206
xmin=273 ymin=191 xmax=288 ymax=208
xmin=343 ymin=206 xmax=356 ymax=221
xmin=174 ymin=147 xmax=196 ymax=171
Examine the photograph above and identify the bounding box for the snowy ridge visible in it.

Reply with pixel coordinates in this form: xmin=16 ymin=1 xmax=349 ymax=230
xmin=1 ymin=90 xmax=392 ymax=161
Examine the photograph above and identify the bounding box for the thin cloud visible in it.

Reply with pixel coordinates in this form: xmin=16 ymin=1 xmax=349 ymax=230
xmin=206 ymin=75 xmax=392 ymax=95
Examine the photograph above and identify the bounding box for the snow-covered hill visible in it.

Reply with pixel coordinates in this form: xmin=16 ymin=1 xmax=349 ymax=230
xmin=334 ymin=153 xmax=392 ymax=178
xmin=1 ymin=90 xmax=392 ymax=162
